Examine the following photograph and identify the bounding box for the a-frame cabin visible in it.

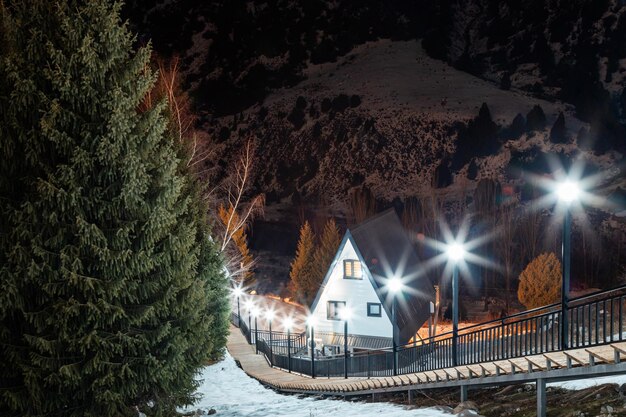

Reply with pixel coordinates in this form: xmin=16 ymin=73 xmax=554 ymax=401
xmin=309 ymin=209 xmax=434 ymax=351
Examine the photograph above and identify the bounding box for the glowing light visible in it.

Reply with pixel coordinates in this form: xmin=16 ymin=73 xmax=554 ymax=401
xmin=556 ymin=180 xmax=581 ymax=204
xmin=251 ymin=307 xmax=260 ymax=317
xmin=339 ymin=306 xmax=352 ymax=321
xmin=446 ymin=242 xmax=466 ymax=262
xmin=265 ymin=309 xmax=275 ymax=321
xmin=388 ymin=277 xmax=403 ymax=293
xmin=244 ymin=300 xmax=254 ymax=311
xmin=232 ymin=286 xmax=244 ymax=298
xmin=283 ymin=317 xmax=294 ymax=331
xmin=306 ymin=315 xmax=317 ymax=327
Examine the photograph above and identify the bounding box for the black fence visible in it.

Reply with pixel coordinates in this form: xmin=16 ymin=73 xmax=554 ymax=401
xmin=230 ymin=285 xmax=626 ymax=378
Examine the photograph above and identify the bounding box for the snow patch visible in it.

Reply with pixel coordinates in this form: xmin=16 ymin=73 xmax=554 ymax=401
xmin=185 ymin=351 xmax=451 ymax=417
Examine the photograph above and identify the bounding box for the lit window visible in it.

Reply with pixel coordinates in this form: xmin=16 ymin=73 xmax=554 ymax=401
xmin=327 ymin=301 xmax=346 ymax=320
xmin=367 ymin=302 xmax=382 ymax=317
xmin=343 ymin=260 xmax=362 ymax=279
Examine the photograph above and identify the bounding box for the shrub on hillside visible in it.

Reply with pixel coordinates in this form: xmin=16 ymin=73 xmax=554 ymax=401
xmin=452 ymin=103 xmax=500 ymax=170
xmin=526 ymin=105 xmax=547 ymax=131
xmin=331 ymin=94 xmax=351 ymax=112
xmin=549 ymin=112 xmax=568 ymax=143
xmin=321 ymin=98 xmax=332 ymax=113
xmin=287 ymin=106 xmax=305 ymax=129
xmin=518 ymin=253 xmax=562 ymax=309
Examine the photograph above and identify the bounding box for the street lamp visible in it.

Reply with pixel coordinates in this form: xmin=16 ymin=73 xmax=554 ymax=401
xmin=306 ymin=315 xmax=317 ymax=378
xmin=388 ymin=276 xmax=403 ymax=376
xmin=265 ymin=309 xmax=275 ymax=362
xmin=252 ymin=307 xmax=260 ymax=354
xmin=446 ymin=241 xmax=466 ymax=366
xmin=244 ymin=300 xmax=254 ymax=341
xmin=284 ymin=317 xmax=294 ymax=373
xmin=339 ymin=307 xmax=352 ymax=379
xmin=233 ymin=286 xmax=243 ymax=327
xmin=555 ymin=179 xmax=580 ymax=350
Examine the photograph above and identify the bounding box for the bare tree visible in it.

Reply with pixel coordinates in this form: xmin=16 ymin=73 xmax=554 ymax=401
xmin=518 ymin=201 xmax=542 ymax=269
xmin=149 ymin=57 xmax=220 ymax=177
xmin=348 ymin=186 xmax=376 ymax=225
xmin=218 ymin=140 xmax=265 ymax=254
xmin=496 ymin=202 xmax=516 ymax=311
xmin=146 ymin=56 xmax=263 ymax=286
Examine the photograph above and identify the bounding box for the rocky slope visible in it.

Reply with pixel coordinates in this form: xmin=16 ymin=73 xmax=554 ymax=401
xmin=423 ymin=0 xmax=626 ymax=151
xmin=122 ymin=1 xmax=626 ymax=292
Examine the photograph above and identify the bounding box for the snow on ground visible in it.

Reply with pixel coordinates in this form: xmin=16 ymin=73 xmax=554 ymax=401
xmin=185 ymin=351 xmax=451 ymax=417
xmin=549 ymin=375 xmax=626 ymax=391
xmin=264 ymin=39 xmax=583 ymax=128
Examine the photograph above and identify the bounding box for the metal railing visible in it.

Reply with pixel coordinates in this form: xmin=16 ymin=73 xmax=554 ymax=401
xmin=230 ymin=285 xmax=626 ymax=378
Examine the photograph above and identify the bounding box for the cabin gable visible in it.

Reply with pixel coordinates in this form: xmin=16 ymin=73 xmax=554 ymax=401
xmin=310 ymin=234 xmax=393 ymax=339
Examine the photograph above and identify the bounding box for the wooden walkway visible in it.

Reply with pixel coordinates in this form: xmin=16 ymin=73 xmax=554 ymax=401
xmin=227 ymin=325 xmax=366 ymax=391
xmin=228 ymin=325 xmax=626 ymax=397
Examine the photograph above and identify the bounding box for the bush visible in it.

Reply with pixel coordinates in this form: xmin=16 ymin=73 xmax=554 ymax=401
xmin=350 ymin=94 xmax=362 ymax=107
xmin=331 ymin=94 xmax=351 ymax=112
xmin=501 ymin=113 xmax=525 ymax=140
xmin=296 ymin=95 xmax=307 ymax=109
xmin=549 ymin=112 xmax=568 ymax=143
xmin=287 ymin=106 xmax=306 ymax=129
xmin=518 ymin=253 xmax=562 ymax=309
xmin=452 ymin=103 xmax=500 ymax=169
xmin=526 ymin=105 xmax=547 ymax=131
xmin=321 ymin=98 xmax=332 ymax=113
xmin=500 ymin=71 xmax=511 ymax=90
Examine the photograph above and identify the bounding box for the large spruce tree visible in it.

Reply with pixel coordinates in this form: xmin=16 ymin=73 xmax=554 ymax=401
xmin=0 ymin=1 xmax=228 ymax=416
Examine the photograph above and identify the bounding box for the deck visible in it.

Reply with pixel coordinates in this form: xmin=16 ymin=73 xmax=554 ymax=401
xmin=227 ymin=324 xmax=626 ymax=415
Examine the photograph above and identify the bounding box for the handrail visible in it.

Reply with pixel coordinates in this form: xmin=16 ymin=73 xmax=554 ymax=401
xmin=398 ymin=286 xmax=626 ymax=350
xmin=232 ymin=284 xmax=626 ymax=378
xmin=568 ymin=284 xmax=626 ymax=305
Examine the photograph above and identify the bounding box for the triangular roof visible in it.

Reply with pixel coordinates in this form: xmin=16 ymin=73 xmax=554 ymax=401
xmin=351 ymin=209 xmax=434 ymax=344
xmin=311 ymin=209 xmax=434 ymax=345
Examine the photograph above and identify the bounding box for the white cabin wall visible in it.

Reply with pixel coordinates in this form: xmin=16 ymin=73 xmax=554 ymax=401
xmin=311 ymin=239 xmax=392 ymax=338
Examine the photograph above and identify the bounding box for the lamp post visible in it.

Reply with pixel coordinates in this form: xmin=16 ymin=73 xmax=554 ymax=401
xmin=233 ymin=287 xmax=243 ymax=327
xmin=284 ymin=317 xmax=293 ymax=373
xmin=307 ymin=315 xmax=317 ymax=378
xmin=388 ymin=277 xmax=403 ymax=376
xmin=252 ymin=308 xmax=259 ymax=354
xmin=339 ymin=307 xmax=352 ymax=379
xmin=266 ymin=310 xmax=275 ymax=363
xmin=555 ymin=180 xmax=579 ymax=350
xmin=446 ymin=242 xmax=465 ymax=367
xmin=244 ymin=300 xmax=253 ymax=342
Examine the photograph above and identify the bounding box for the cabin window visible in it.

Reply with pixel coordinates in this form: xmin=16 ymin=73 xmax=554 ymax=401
xmin=343 ymin=260 xmax=362 ymax=279
xmin=367 ymin=302 xmax=382 ymax=317
xmin=327 ymin=301 xmax=346 ymax=320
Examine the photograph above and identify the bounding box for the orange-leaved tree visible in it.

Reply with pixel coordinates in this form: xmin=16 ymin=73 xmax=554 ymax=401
xmin=517 ymin=252 xmax=562 ymax=309
xmin=288 ymin=222 xmax=316 ymax=305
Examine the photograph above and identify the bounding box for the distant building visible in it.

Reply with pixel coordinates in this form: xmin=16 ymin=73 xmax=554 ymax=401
xmin=309 ymin=209 xmax=434 ymax=352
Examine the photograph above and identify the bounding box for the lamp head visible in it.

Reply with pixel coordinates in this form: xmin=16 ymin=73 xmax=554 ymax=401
xmin=306 ymin=315 xmax=317 ymax=327
xmin=264 ymin=309 xmax=275 ymax=321
xmin=232 ymin=286 xmax=244 ymax=298
xmin=556 ymin=180 xmax=580 ymax=204
xmin=446 ymin=242 xmax=465 ymax=262
xmin=244 ymin=300 xmax=254 ymax=311
xmin=388 ymin=276 xmax=403 ymax=294
xmin=339 ymin=306 xmax=352 ymax=321
xmin=283 ymin=317 xmax=294 ymax=331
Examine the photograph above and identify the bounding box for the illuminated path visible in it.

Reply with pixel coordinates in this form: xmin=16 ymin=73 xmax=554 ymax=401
xmin=227 ymin=324 xmax=626 ymax=417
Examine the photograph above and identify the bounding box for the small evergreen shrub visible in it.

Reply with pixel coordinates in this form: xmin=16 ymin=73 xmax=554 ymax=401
xmin=518 ymin=253 xmax=562 ymax=309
